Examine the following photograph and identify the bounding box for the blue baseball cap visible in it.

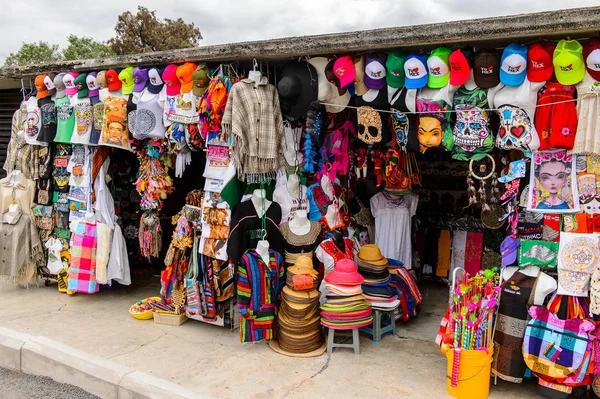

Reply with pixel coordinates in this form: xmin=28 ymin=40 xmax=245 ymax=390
xmin=500 ymin=43 xmax=528 ymax=86
xmin=404 ymin=53 xmax=428 ymax=89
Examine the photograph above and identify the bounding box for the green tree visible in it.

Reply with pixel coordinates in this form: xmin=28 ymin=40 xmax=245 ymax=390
xmin=4 ymin=41 xmax=62 ymax=67
xmin=62 ymin=35 xmax=115 ymax=61
xmin=108 ymin=6 xmax=202 ymax=55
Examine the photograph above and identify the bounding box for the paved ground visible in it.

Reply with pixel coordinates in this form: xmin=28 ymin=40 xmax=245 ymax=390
xmin=0 ymin=278 xmax=543 ymax=398
xmin=0 ymin=366 xmax=99 ymax=399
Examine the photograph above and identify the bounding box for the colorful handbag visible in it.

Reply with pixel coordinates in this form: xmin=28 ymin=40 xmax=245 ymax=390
xmin=185 ymin=237 xmax=202 ymax=315
xmin=523 ymin=306 xmax=595 ymax=379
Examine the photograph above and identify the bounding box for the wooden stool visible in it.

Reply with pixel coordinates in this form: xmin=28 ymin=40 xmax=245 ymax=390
xmin=359 ymin=309 xmax=396 ymax=343
xmin=326 ymin=328 xmax=360 ymax=355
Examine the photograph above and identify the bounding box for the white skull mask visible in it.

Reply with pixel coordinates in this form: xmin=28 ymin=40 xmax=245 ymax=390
xmin=453 ymin=105 xmax=489 ymax=152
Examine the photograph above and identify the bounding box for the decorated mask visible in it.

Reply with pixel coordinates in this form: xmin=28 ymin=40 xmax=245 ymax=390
xmin=74 ymin=102 xmax=92 ymax=135
xmin=357 ymin=106 xmax=382 ymax=144
xmin=582 ymin=197 xmax=600 ymax=214
xmin=496 ymin=105 xmax=533 ymax=151
xmin=391 ymin=109 xmax=409 ymax=149
xmin=416 ymin=98 xmax=449 ymax=153
xmin=452 ymin=104 xmax=492 ymax=158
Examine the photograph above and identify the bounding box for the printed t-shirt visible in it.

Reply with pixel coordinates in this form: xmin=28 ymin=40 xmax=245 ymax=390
xmin=24 ymin=96 xmax=45 ymax=145
xmin=100 ymin=92 xmax=130 ymax=151
xmin=54 ymin=96 xmax=75 ymax=143
xmin=38 ymin=97 xmax=57 ymax=143
xmin=89 ymin=96 xmax=103 ymax=145
xmin=389 ymin=87 xmax=419 ymax=152
xmin=71 ymin=97 xmax=93 ymax=144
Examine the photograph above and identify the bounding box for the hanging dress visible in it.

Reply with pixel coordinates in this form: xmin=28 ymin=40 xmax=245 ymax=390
xmin=492 ymin=270 xmax=540 ymax=383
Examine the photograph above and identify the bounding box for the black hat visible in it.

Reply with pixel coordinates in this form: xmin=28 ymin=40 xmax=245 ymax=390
xmin=277 ymin=61 xmax=318 ymax=120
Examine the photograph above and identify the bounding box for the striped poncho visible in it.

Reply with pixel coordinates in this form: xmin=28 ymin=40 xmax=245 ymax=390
xmin=236 ymin=249 xmax=284 ymax=343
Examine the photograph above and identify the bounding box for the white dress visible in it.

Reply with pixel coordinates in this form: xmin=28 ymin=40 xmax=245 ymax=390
xmin=572 ymin=72 xmax=600 ymax=155
xmin=370 ymin=192 xmax=418 ymax=269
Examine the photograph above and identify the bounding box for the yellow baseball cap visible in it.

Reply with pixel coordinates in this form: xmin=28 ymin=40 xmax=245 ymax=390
xmin=553 ymin=39 xmax=585 ymax=85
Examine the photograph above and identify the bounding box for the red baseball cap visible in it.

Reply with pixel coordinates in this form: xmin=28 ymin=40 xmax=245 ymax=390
xmin=162 ymin=64 xmax=181 ymax=96
xmin=333 ymin=55 xmax=355 ymax=88
xmin=584 ymin=38 xmax=600 ymax=82
xmin=449 ymin=48 xmax=472 ymax=86
xmin=105 ymin=69 xmax=122 ymax=92
xmin=527 ymin=42 xmax=554 ymax=82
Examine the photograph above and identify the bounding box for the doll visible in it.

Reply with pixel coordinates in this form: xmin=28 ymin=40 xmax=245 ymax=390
xmin=356 ymin=147 xmax=368 ymax=180
xmin=372 ymin=149 xmax=384 ymax=187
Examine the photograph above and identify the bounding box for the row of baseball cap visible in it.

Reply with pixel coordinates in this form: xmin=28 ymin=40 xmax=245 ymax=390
xmin=331 ymin=38 xmax=600 ymax=91
xmin=33 ymin=63 xmax=212 ymax=99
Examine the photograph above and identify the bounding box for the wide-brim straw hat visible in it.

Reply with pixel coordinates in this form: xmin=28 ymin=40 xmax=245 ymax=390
xmin=357 ymin=244 xmax=388 ymax=266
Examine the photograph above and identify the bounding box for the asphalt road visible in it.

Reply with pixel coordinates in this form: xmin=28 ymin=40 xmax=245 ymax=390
xmin=0 ymin=367 xmax=99 ymax=399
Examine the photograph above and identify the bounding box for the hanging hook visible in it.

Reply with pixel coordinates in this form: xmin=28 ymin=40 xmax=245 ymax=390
xmin=253 ymin=59 xmax=259 ymax=71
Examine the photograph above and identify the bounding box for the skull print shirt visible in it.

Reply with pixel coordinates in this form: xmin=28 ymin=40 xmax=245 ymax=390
xmin=490 ymin=78 xmax=545 ymax=154
xmin=355 ymin=87 xmax=390 ymax=145
xmin=451 ymin=86 xmax=493 ymax=161
xmin=70 ymin=97 xmax=93 ymax=145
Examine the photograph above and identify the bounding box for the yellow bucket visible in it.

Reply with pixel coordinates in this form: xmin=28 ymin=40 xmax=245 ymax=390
xmin=446 ymin=346 xmax=494 ymax=399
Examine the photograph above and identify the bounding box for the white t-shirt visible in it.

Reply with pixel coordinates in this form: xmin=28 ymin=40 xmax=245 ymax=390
xmin=490 ymin=78 xmax=545 ymax=153
xmin=71 ymin=97 xmax=93 ymax=144
xmin=273 ymin=184 xmax=309 ymax=222
xmin=45 ymin=238 xmax=64 ymax=274
xmin=163 ymin=91 xmax=198 ymax=125
xmin=370 ymin=192 xmax=418 ymax=269
xmin=24 ymin=96 xmax=45 ymax=145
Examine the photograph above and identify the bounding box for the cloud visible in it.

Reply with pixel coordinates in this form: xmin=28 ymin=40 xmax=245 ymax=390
xmin=1 ymin=0 xmax=598 ymax=62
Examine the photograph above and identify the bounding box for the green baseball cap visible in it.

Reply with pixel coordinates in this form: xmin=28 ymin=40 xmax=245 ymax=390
xmin=118 ymin=66 xmax=135 ymax=95
xmin=386 ymin=50 xmax=407 ymax=88
xmin=192 ymin=64 xmax=210 ymax=97
xmin=427 ymin=47 xmax=451 ymax=89
xmin=74 ymin=73 xmax=89 ymax=98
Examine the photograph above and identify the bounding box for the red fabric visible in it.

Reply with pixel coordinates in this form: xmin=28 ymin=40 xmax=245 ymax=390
xmin=535 ymin=83 xmax=578 ymax=150
xmin=464 ymin=231 xmax=484 ymax=275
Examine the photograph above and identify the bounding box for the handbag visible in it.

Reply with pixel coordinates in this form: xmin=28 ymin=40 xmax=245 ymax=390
xmin=523 ymin=305 xmax=595 ymax=379
xmin=185 ymin=236 xmax=202 ymax=316
xmin=34 ymin=179 xmax=53 ymax=206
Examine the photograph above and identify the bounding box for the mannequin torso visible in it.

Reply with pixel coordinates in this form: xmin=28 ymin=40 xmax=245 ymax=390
xmin=289 ymin=209 xmax=311 ymax=236
xmin=256 ymin=239 xmax=270 ymax=264
xmin=248 ymin=70 xmax=262 ymax=86
xmin=287 ymin=174 xmax=300 ymax=200
xmin=251 ymin=189 xmax=271 ymax=218
xmin=501 ymin=266 xmax=557 ymax=305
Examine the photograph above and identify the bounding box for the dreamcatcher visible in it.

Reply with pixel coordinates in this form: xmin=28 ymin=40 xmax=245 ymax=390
xmin=466 ymin=154 xmax=495 ymax=210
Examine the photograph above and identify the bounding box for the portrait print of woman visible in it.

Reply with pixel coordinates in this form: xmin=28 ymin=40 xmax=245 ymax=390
xmin=528 ymin=150 xmax=579 ymax=213
xmin=415 ymin=98 xmax=451 ymax=153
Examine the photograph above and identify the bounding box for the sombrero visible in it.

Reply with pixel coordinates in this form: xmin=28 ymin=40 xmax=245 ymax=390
xmin=269 ymin=338 xmax=326 ymax=358
xmin=282 ymin=286 xmax=320 ymax=303
xmin=278 ymin=61 xmax=318 ymax=121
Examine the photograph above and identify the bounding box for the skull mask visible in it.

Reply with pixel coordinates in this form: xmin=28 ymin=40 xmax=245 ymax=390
xmin=357 ymin=106 xmax=382 ymax=144
xmin=453 ymin=104 xmax=490 ymax=153
xmin=391 ymin=109 xmax=409 ymax=149
xmin=496 ymin=105 xmax=533 ymax=151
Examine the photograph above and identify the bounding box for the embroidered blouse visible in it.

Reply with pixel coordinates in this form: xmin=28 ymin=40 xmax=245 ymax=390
xmin=279 ymin=221 xmax=322 ymax=268
xmin=237 ymin=249 xmax=285 ymax=343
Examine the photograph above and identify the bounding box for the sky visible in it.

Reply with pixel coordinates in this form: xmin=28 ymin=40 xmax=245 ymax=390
xmin=1 ymin=0 xmax=598 ymax=62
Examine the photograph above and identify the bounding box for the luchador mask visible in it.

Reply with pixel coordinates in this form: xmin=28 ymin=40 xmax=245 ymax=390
xmin=357 ymin=106 xmax=382 ymax=144
xmin=453 ymin=105 xmax=490 ymax=152
xmin=74 ymin=102 xmax=92 ymax=135
xmin=391 ymin=109 xmax=409 ymax=149
xmin=496 ymin=105 xmax=533 ymax=151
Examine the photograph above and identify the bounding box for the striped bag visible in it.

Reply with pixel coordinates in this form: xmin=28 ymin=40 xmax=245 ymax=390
xmin=523 ymin=306 xmax=595 ymax=379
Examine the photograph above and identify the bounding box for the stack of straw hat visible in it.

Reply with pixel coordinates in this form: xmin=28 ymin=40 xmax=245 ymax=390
xmin=271 ymin=256 xmax=324 ymax=356
xmin=320 ymin=259 xmax=373 ymax=329
xmin=356 ymin=244 xmax=400 ymax=311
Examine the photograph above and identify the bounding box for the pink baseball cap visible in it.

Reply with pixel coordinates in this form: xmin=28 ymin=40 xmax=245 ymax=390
xmin=162 ymin=64 xmax=181 ymax=96
xmin=63 ymin=72 xmax=80 ymax=96
xmin=334 ymin=55 xmax=355 ymax=88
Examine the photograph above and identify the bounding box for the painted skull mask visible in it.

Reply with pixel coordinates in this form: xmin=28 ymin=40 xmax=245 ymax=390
xmin=496 ymin=105 xmax=533 ymax=151
xmin=453 ymin=105 xmax=490 ymax=153
xmin=391 ymin=109 xmax=409 ymax=149
xmin=357 ymin=106 xmax=382 ymax=144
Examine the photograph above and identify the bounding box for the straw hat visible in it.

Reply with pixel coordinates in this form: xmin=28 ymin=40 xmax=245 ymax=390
xmin=325 ymin=259 xmax=364 ymax=285
xmin=357 ymin=244 xmax=388 ymax=266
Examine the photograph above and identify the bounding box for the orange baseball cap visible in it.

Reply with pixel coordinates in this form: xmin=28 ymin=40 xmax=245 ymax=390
xmin=176 ymin=62 xmax=197 ymax=94
xmin=35 ymin=74 xmax=56 ymax=98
